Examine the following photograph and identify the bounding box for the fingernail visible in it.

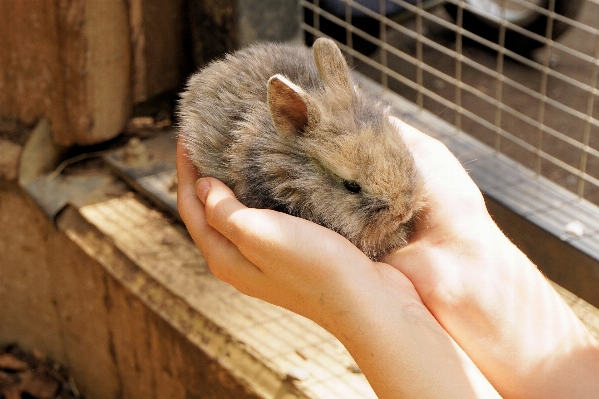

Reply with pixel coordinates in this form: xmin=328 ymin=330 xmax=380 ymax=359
xmin=196 ymin=178 xmax=210 ymax=204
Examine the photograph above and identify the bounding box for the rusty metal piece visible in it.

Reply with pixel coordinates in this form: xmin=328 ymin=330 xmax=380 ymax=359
xmin=104 ymin=132 xmax=179 ymax=220
xmin=23 ymin=173 xmax=119 ymax=221
xmin=123 ymin=137 xmax=152 ymax=165
xmin=18 ymin=118 xmax=68 ymax=186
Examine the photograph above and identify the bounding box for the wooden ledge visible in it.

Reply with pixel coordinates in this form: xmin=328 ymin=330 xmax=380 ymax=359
xmin=55 ymin=176 xmax=375 ymax=399
xmin=55 ymin=168 xmax=599 ymax=399
xmin=1 ymin=141 xmax=598 ymax=398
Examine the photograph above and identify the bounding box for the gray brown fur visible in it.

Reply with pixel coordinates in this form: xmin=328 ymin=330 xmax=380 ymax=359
xmin=178 ymin=38 xmax=423 ymax=260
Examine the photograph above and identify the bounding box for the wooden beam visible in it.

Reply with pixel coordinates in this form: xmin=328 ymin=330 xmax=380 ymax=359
xmin=0 ymin=0 xmax=131 ymax=146
xmin=128 ymin=0 xmax=188 ymax=103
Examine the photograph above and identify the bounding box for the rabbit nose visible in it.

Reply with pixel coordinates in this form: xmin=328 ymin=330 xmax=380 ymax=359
xmin=368 ymin=198 xmax=391 ymax=214
xmin=372 ymin=203 xmax=390 ymax=213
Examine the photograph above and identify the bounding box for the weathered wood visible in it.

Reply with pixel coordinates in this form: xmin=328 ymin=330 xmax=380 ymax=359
xmin=128 ymin=0 xmax=188 ymax=103
xmin=0 ymin=175 xmax=267 ymax=399
xmin=69 ymin=192 xmax=363 ymax=399
xmin=0 ymin=0 xmax=301 ymax=146
xmin=0 ymin=139 xmax=21 ymax=181
xmin=0 ymin=0 xmax=131 ymax=146
xmin=2 ymin=161 xmax=599 ymax=398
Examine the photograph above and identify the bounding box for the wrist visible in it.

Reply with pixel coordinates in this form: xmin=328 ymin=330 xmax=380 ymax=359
xmin=416 ymin=219 xmax=599 ymax=398
xmin=329 ymin=264 xmax=500 ymax=399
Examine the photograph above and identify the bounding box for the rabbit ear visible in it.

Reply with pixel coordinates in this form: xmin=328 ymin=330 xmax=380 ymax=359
xmin=313 ymin=38 xmax=353 ymax=94
xmin=268 ymin=74 xmax=320 ymax=138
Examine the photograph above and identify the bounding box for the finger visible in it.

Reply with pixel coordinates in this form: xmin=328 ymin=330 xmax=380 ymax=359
xmin=175 ymin=135 xmax=200 ymax=187
xmin=176 ymin=137 xmax=201 ymax=224
xmin=384 ymin=120 xmax=490 ymax=278
xmin=390 ymin=117 xmax=484 ymax=218
xmin=199 ymin=177 xmax=248 ymax=238
xmin=202 ymin=178 xmax=368 ymax=278
xmin=391 ymin=116 xmax=436 ymax=148
xmin=176 ymin=140 xmax=264 ymax=291
xmin=176 ymin=137 xmax=217 ymax=252
xmin=176 ymin=138 xmax=217 ymax=252
xmin=391 ymin=117 xmax=466 ymax=177
xmin=193 ymin=178 xmax=266 ymax=290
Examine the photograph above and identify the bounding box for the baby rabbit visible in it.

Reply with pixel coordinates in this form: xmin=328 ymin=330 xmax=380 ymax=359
xmin=179 ymin=38 xmax=423 ymax=260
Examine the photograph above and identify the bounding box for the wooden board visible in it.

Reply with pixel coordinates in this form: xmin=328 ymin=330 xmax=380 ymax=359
xmin=0 ymin=0 xmax=131 ymax=146
xmin=128 ymin=0 xmax=188 ymax=103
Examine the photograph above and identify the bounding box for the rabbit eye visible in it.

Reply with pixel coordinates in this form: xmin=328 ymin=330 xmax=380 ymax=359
xmin=343 ymin=180 xmax=361 ymax=194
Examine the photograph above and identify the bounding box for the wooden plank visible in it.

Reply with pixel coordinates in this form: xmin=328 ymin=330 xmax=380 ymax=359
xmin=128 ymin=0 xmax=188 ymax=103
xmin=0 ymin=1 xmax=65 ymax=134
xmin=83 ymin=0 xmax=132 ymax=145
xmin=2 ymin=158 xmax=599 ymax=398
xmin=0 ymin=176 xmax=267 ymax=399
xmin=0 ymin=0 xmax=131 ymax=146
xmin=70 ymin=190 xmax=375 ymax=399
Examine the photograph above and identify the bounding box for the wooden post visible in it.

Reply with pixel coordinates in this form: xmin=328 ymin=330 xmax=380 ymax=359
xmin=0 ymin=1 xmax=298 ymax=146
xmin=128 ymin=0 xmax=189 ymax=103
xmin=0 ymin=0 xmax=189 ymax=146
xmin=0 ymin=0 xmax=132 ymax=146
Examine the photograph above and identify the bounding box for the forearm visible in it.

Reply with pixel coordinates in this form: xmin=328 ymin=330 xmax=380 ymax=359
xmin=179 ymin=134 xmax=599 ymax=398
xmin=415 ymin=225 xmax=599 ymax=398
xmin=329 ymin=266 xmax=501 ymax=399
xmin=475 ymin=237 xmax=599 ymax=398
xmin=387 ymin=121 xmax=599 ymax=398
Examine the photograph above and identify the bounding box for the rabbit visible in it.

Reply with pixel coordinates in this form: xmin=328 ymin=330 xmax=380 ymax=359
xmin=178 ymin=37 xmax=424 ymax=260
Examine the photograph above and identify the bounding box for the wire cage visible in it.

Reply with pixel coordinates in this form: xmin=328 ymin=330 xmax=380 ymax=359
xmin=301 ymin=0 xmax=599 ymax=206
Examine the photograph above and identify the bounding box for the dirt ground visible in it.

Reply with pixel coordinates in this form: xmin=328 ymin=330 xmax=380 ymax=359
xmin=352 ymin=1 xmax=599 ymax=205
xmin=0 ymin=344 xmax=82 ymax=399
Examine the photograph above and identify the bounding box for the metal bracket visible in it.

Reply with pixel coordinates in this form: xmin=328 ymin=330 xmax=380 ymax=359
xmin=103 ymin=132 xmax=180 ymax=221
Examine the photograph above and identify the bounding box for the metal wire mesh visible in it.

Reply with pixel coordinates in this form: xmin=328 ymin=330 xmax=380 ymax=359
xmin=301 ymin=0 xmax=599 ymax=205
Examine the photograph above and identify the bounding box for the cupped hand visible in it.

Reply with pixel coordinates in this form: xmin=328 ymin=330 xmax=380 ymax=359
xmin=176 ymin=135 xmax=422 ymax=328
xmin=176 ymin=135 xmax=500 ymax=399
xmin=176 ymin=116 xmax=598 ymax=399
xmin=384 ymin=118 xmax=599 ymax=399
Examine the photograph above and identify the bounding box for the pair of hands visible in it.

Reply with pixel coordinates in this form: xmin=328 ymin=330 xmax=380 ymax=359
xmin=177 ymin=117 xmax=599 ymax=398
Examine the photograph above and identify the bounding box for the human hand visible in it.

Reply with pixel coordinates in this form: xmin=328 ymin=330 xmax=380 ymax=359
xmin=383 ymin=118 xmax=599 ymax=399
xmin=176 ymin=136 xmax=500 ymax=399
xmin=176 ymin=133 xmax=441 ymax=338
xmin=176 ymin=115 xmax=599 ymax=398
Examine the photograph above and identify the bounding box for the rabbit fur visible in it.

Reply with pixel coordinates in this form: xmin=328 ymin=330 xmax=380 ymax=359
xmin=179 ymin=38 xmax=423 ymax=260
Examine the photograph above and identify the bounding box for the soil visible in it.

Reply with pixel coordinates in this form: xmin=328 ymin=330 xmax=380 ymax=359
xmin=0 ymin=344 xmax=83 ymax=399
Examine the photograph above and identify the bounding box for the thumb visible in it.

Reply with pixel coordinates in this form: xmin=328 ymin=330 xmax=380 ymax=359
xmin=199 ymin=177 xmax=368 ymax=273
xmin=197 ymin=177 xmax=249 ymax=239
